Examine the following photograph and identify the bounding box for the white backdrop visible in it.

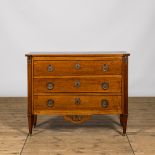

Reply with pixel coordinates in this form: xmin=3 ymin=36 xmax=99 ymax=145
xmin=0 ymin=0 xmax=155 ymax=96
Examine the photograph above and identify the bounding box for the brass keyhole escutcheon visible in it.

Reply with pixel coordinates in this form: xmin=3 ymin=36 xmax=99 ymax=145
xmin=47 ymin=64 xmax=54 ymax=72
xmin=101 ymin=99 xmax=109 ymax=108
xmin=47 ymin=82 xmax=54 ymax=90
xmin=102 ymin=82 xmax=109 ymax=90
xmin=74 ymin=80 xmax=80 ymax=88
xmin=75 ymin=63 xmax=81 ymax=70
xmin=75 ymin=98 xmax=81 ymax=105
xmin=103 ymin=64 xmax=109 ymax=72
xmin=47 ymin=99 xmax=54 ymax=107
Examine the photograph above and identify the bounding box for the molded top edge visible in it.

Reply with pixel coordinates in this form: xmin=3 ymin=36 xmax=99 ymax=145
xmin=25 ymin=51 xmax=130 ymax=57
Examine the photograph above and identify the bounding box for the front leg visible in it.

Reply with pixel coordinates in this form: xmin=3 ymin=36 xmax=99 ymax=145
xmin=33 ymin=115 xmax=37 ymax=128
xmin=120 ymin=114 xmax=128 ymax=135
xmin=28 ymin=114 xmax=34 ymax=135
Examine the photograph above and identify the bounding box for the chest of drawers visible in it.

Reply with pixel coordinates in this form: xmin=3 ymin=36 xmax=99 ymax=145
xmin=26 ymin=52 xmax=130 ymax=135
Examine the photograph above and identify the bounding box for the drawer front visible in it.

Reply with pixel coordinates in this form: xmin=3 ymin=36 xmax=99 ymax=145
xmin=33 ymin=95 xmax=122 ymax=112
xmin=33 ymin=77 xmax=122 ymax=93
xmin=34 ymin=60 xmax=122 ymax=76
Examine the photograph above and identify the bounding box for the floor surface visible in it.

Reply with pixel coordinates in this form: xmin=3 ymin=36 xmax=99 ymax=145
xmin=0 ymin=97 xmax=155 ymax=155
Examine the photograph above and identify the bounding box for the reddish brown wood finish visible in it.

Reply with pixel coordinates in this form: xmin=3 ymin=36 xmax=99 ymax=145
xmin=34 ymin=60 xmax=122 ymax=76
xmin=27 ymin=56 xmax=33 ymax=134
xmin=33 ymin=76 xmax=122 ymax=93
xmin=33 ymin=95 xmax=122 ymax=113
xmin=121 ymin=56 xmax=129 ymax=135
xmin=26 ymin=52 xmax=130 ymax=135
xmin=64 ymin=115 xmax=91 ymax=124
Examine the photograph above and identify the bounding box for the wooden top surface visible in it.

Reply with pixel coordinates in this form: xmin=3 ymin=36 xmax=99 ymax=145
xmin=25 ymin=51 xmax=130 ymax=57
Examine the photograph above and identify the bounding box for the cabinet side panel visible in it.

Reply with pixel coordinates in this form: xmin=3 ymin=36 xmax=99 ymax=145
xmin=122 ymin=56 xmax=129 ymax=114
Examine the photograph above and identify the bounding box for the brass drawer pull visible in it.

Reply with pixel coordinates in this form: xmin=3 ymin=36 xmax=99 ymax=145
xmin=103 ymin=64 xmax=109 ymax=72
xmin=75 ymin=98 xmax=81 ymax=105
xmin=101 ymin=99 xmax=109 ymax=108
xmin=74 ymin=80 xmax=80 ymax=88
xmin=47 ymin=99 xmax=54 ymax=107
xmin=75 ymin=63 xmax=80 ymax=70
xmin=48 ymin=64 xmax=54 ymax=72
xmin=102 ymin=82 xmax=109 ymax=90
xmin=47 ymin=82 xmax=54 ymax=90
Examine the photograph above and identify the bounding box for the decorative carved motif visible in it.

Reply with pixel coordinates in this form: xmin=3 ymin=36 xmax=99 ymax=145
xmin=64 ymin=115 xmax=91 ymax=124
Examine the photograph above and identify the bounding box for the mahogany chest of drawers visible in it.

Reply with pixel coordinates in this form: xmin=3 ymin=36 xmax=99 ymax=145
xmin=26 ymin=52 xmax=130 ymax=135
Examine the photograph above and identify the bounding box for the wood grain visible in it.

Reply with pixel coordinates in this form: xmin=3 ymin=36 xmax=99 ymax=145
xmin=26 ymin=52 xmax=130 ymax=134
xmin=33 ymin=76 xmax=122 ymax=93
xmin=33 ymin=95 xmax=122 ymax=114
xmin=27 ymin=56 xmax=33 ymax=134
xmin=34 ymin=60 xmax=122 ymax=76
xmin=121 ymin=56 xmax=129 ymax=134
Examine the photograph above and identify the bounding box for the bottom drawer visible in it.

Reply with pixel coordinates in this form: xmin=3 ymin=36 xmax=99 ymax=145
xmin=33 ymin=95 xmax=122 ymax=114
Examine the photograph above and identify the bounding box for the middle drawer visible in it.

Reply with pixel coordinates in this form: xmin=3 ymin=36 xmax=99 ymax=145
xmin=33 ymin=76 xmax=122 ymax=93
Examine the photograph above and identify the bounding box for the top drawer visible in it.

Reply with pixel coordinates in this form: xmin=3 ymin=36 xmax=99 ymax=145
xmin=34 ymin=60 xmax=122 ymax=76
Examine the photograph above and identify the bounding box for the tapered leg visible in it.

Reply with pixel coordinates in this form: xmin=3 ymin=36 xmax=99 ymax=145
xmin=28 ymin=115 xmax=33 ymax=135
xmin=120 ymin=114 xmax=128 ymax=135
xmin=33 ymin=115 xmax=37 ymax=128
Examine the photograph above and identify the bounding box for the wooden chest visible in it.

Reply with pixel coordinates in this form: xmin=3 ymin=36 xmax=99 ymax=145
xmin=26 ymin=52 xmax=130 ymax=135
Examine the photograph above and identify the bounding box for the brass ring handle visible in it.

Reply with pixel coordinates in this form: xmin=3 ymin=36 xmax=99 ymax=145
xmin=47 ymin=99 xmax=54 ymax=107
xmin=47 ymin=82 xmax=54 ymax=90
xmin=75 ymin=98 xmax=81 ymax=105
xmin=75 ymin=63 xmax=80 ymax=70
xmin=74 ymin=80 xmax=80 ymax=88
xmin=101 ymin=82 xmax=109 ymax=90
xmin=101 ymin=99 xmax=109 ymax=108
xmin=48 ymin=64 xmax=54 ymax=72
xmin=103 ymin=64 xmax=109 ymax=72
